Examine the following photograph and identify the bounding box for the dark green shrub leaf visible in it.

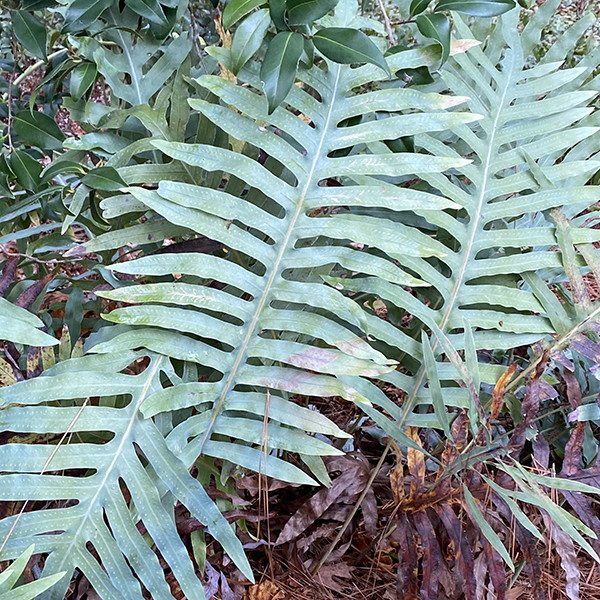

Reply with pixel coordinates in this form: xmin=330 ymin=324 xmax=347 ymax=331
xmin=124 ymin=0 xmax=169 ymax=26
xmin=231 ymin=8 xmax=270 ymax=74
xmin=9 ymin=151 xmax=42 ymax=191
xmin=22 ymin=0 xmax=56 ymax=9
xmin=286 ymin=0 xmax=340 ymax=25
xmin=70 ymin=62 xmax=97 ymax=102
xmin=82 ymin=166 xmax=127 ymax=191
xmin=409 ymin=0 xmax=430 ymax=17
xmin=416 ymin=13 xmax=450 ymax=63
xmin=63 ymin=0 xmax=114 ymax=33
xmin=260 ymin=31 xmax=304 ymax=114
xmin=12 ymin=110 xmax=65 ymax=150
xmin=396 ymin=65 xmax=434 ymax=85
xmin=313 ymin=27 xmax=390 ymax=76
xmin=270 ymin=0 xmax=289 ymax=30
xmin=434 ymin=0 xmax=515 ymax=16
xmin=41 ymin=160 xmax=87 ymax=184
xmin=0 ymin=175 xmax=13 ymax=199
xmin=385 ymin=135 xmax=415 ymax=153
xmin=222 ymin=0 xmax=265 ymax=29
xmin=303 ymin=36 xmax=314 ymax=68
xmin=12 ymin=11 xmax=47 ymax=59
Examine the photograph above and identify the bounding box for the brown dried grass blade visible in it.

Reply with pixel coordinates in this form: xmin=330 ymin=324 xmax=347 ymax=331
xmin=394 ymin=513 xmax=419 ymax=600
xmin=413 ymin=510 xmax=440 ymax=600
xmin=435 ymin=503 xmax=477 ymax=600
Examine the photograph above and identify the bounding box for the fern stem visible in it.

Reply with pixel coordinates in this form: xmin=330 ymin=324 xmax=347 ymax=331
xmin=504 ymin=303 xmax=600 ymax=396
xmin=196 ymin=66 xmax=344 ymax=454
xmin=376 ymin=0 xmax=396 ymax=46
xmin=13 ymin=49 xmax=66 ymax=87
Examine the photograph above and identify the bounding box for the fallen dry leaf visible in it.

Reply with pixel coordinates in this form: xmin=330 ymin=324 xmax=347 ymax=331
xmin=506 ymin=586 xmax=528 ymax=600
xmin=435 ymin=503 xmax=477 ymax=600
xmin=511 ymin=377 xmax=557 ymax=455
xmin=413 ymin=510 xmax=440 ymax=600
xmin=393 ymin=513 xmax=418 ymax=600
xmin=276 ymin=456 xmax=369 ymax=545
xmin=389 ymin=440 xmax=405 ymax=505
xmin=244 ymin=581 xmax=284 ymax=600
xmin=361 ymin=486 xmax=378 ymax=537
xmin=315 ymin=562 xmax=354 ymax=594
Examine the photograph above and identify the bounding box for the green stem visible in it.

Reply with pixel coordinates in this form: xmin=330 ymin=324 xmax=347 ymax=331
xmin=13 ymin=49 xmax=66 ymax=87
xmin=503 ymin=303 xmax=600 ymax=397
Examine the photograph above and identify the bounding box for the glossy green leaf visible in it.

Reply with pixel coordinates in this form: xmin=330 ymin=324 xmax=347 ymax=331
xmin=222 ymin=0 xmax=264 ymax=29
xmin=11 ymin=11 xmax=47 ymax=59
xmin=260 ymin=31 xmax=304 ymax=113
xmin=12 ymin=110 xmax=65 ymax=151
xmin=313 ymin=27 xmax=390 ymax=76
xmin=0 ymin=175 xmax=13 ymax=199
xmin=82 ymin=166 xmax=127 ymax=191
xmin=63 ymin=0 xmax=114 ymax=33
xmin=416 ymin=13 xmax=450 ymax=63
xmin=124 ymin=0 xmax=169 ymax=26
xmin=434 ymin=0 xmax=515 ymax=16
xmin=385 ymin=135 xmax=415 ymax=153
xmin=286 ymin=0 xmax=339 ymax=25
xmin=269 ymin=0 xmax=289 ymax=29
xmin=303 ymin=35 xmax=315 ymax=67
xmin=21 ymin=0 xmax=56 ymax=9
xmin=231 ymin=8 xmax=270 ymax=74
xmin=8 ymin=151 xmax=42 ymax=191
xmin=40 ymin=160 xmax=87 ymax=184
xmin=409 ymin=0 xmax=430 ymax=17
xmin=70 ymin=62 xmax=97 ymax=101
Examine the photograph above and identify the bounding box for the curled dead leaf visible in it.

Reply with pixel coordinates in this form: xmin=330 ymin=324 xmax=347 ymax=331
xmin=413 ymin=510 xmax=440 ymax=600
xmin=390 ymin=440 xmax=405 ymax=505
xmin=541 ymin=509 xmax=581 ymax=600
xmin=491 ymin=362 xmax=518 ymax=422
xmin=406 ymin=427 xmax=425 ymax=501
xmin=511 ymin=378 xmax=557 ymax=455
xmin=393 ymin=513 xmax=418 ymax=600
xmin=244 ymin=581 xmax=284 ymax=600
xmin=435 ymin=503 xmax=477 ymax=600
xmin=315 ymin=562 xmax=354 ymax=594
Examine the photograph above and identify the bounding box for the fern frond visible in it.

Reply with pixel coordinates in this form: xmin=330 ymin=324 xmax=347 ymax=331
xmin=0 ymin=352 xmax=254 ymax=599
xmin=336 ymin=4 xmax=600 ymax=435
xmin=83 ymin=12 xmax=478 ymax=477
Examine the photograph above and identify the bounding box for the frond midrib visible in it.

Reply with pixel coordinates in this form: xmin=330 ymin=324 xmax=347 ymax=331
xmin=398 ymin=50 xmax=516 ymax=420
xmin=197 ymin=65 xmax=344 ymax=451
xmin=50 ymin=356 xmax=164 ymax=575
